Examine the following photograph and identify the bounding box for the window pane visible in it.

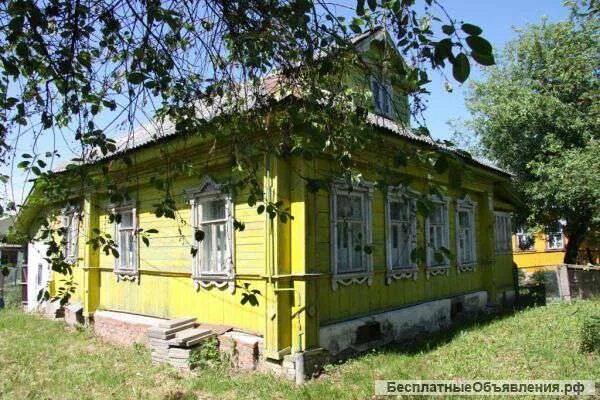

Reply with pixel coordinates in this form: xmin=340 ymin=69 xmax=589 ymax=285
xmin=121 ymin=211 xmax=133 ymax=228
xmin=216 ymin=222 xmax=226 ymax=272
xmin=337 ymin=222 xmax=349 ymax=272
xmin=202 ymin=199 xmax=225 ymax=221
xmin=350 ymin=222 xmax=363 ymax=270
xmin=201 ymin=225 xmax=213 ymax=272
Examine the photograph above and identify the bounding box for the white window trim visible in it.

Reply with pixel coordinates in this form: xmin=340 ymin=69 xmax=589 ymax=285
xmin=515 ymin=227 xmax=535 ymax=252
xmin=546 ymin=221 xmax=565 ymax=250
xmin=186 ymin=176 xmax=235 ymax=293
xmin=370 ymin=75 xmax=393 ymax=118
xmin=385 ymin=186 xmax=418 ymax=283
xmin=494 ymin=211 xmax=513 ymax=255
xmin=62 ymin=205 xmax=79 ymax=265
xmin=112 ymin=201 xmax=138 ymax=282
xmin=425 ymin=195 xmax=451 ymax=279
xmin=455 ymin=195 xmax=477 ymax=273
xmin=330 ymin=180 xmax=374 ymax=290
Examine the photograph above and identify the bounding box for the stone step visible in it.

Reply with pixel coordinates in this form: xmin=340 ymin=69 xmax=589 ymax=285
xmin=158 ymin=316 xmax=197 ymax=329
xmin=168 ymin=328 xmax=213 ymax=347
xmin=147 ymin=321 xmax=196 ymax=339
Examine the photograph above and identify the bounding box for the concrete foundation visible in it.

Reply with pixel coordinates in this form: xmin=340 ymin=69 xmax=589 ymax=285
xmin=319 ymin=291 xmax=488 ymax=357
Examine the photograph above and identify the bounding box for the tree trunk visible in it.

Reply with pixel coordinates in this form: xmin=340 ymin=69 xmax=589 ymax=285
xmin=564 ymin=224 xmax=587 ymax=264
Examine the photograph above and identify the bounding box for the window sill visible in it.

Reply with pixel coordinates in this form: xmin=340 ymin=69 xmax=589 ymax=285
xmin=386 ymin=267 xmax=418 ymax=283
xmin=425 ymin=265 xmax=450 ymax=279
xmin=192 ymin=274 xmax=235 ymax=293
xmin=332 ymin=271 xmax=372 ymax=290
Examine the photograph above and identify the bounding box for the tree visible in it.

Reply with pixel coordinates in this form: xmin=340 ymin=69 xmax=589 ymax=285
xmin=0 ymin=1 xmax=496 ymax=303
xmin=464 ymin=7 xmax=599 ymax=263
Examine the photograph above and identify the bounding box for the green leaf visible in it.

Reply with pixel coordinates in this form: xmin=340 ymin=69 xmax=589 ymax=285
xmin=142 ymin=236 xmax=150 ymax=247
xmin=257 ymin=204 xmax=265 ymax=215
xmin=356 ymin=0 xmax=365 ymax=16
xmin=194 ymin=229 xmax=205 ymax=242
xmin=471 ymin=50 xmax=495 ymax=66
xmin=466 ymin=36 xmax=492 ymax=56
xmin=434 ymin=39 xmax=453 ymax=64
xmin=367 ymin=0 xmax=377 ymax=12
xmin=461 ymin=23 xmax=482 ymax=36
xmin=452 ymin=52 xmax=470 ymax=83
xmin=127 ymin=72 xmax=145 ymax=84
xmin=441 ymin=24 xmax=455 ymax=35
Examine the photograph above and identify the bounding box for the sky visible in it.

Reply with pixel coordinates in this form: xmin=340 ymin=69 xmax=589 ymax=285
xmin=420 ymin=0 xmax=569 ymax=140
xmin=1 ymin=1 xmax=571 ymax=209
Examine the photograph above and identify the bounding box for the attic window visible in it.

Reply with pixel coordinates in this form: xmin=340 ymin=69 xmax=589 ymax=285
xmin=370 ymin=76 xmax=393 ymax=118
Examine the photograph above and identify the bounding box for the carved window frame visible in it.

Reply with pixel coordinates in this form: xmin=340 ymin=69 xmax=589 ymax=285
xmin=494 ymin=211 xmax=513 ymax=255
xmin=455 ymin=195 xmax=478 ymax=273
xmin=186 ymin=176 xmax=235 ymax=293
xmin=330 ymin=180 xmax=374 ymax=290
xmin=385 ymin=186 xmax=418 ymax=283
xmin=425 ymin=195 xmax=451 ymax=278
xmin=61 ymin=204 xmax=80 ymax=265
xmin=112 ymin=201 xmax=139 ymax=282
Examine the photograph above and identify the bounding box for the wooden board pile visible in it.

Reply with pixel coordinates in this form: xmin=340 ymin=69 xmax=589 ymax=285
xmin=147 ymin=317 xmax=215 ymax=369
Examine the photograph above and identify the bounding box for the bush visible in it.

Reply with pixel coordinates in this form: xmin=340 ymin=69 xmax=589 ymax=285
xmin=189 ymin=336 xmax=223 ymax=369
xmin=580 ymin=315 xmax=600 ymax=353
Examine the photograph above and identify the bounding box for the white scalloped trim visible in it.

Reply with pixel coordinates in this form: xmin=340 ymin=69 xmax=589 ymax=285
xmin=426 ymin=266 xmax=450 ymax=279
xmin=332 ymin=274 xmax=373 ymax=290
xmin=458 ymin=264 xmax=476 ymax=273
xmin=193 ymin=277 xmax=235 ymax=293
xmin=115 ymin=271 xmax=138 ymax=282
xmin=386 ymin=268 xmax=418 ymax=283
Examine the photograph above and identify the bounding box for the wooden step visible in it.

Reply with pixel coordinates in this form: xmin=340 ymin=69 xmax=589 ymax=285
xmin=168 ymin=328 xmax=213 ymax=347
xmin=158 ymin=317 xmax=197 ymax=329
xmin=147 ymin=321 xmax=196 ymax=338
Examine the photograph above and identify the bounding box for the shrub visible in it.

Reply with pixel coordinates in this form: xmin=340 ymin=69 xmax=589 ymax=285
xmin=189 ymin=336 xmax=222 ymax=369
xmin=580 ymin=315 xmax=600 ymax=353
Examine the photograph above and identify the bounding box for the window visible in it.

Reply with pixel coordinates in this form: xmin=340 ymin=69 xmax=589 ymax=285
xmin=188 ymin=176 xmax=235 ymax=292
xmin=385 ymin=187 xmax=417 ymax=282
xmin=62 ymin=207 xmax=79 ymax=264
xmin=425 ymin=196 xmax=450 ymax=273
xmin=494 ymin=212 xmax=512 ymax=254
xmin=331 ymin=181 xmax=373 ymax=289
xmin=456 ymin=195 xmax=477 ymax=270
xmin=370 ymin=76 xmax=393 ymax=117
xmin=546 ymin=221 xmax=564 ymax=250
xmin=113 ymin=203 xmax=138 ymax=281
xmin=36 ymin=263 xmax=43 ymax=287
xmin=516 ymin=227 xmax=535 ymax=251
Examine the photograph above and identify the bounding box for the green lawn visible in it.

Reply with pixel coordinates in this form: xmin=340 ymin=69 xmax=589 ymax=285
xmin=0 ymin=300 xmax=599 ymax=399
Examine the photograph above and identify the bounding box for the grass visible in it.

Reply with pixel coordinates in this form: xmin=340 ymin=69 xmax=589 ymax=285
xmin=0 ymin=300 xmax=599 ymax=399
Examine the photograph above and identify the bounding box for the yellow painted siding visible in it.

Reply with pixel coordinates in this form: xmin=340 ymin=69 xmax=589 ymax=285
xmin=304 ymin=155 xmax=514 ymax=327
xmin=41 ymin=132 xmax=516 ymax=356
xmin=513 ymin=231 xmax=565 ymax=271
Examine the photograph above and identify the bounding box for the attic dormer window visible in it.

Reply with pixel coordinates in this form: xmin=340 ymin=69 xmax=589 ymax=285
xmin=370 ymin=76 xmax=393 ymax=118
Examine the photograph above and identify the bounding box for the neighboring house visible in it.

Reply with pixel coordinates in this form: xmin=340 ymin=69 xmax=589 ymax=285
xmin=0 ymin=214 xmax=27 ymax=309
xmin=15 ymin=29 xmax=518 ymax=376
xmin=513 ymin=221 xmax=567 ymax=272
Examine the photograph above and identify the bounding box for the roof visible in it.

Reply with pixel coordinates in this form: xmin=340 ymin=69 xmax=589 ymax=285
xmin=56 ymin=28 xmax=510 ymax=177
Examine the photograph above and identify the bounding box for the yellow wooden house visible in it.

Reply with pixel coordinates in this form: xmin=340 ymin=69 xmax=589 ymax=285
xmin=512 ymin=222 xmax=566 ymax=272
xmin=18 ymin=29 xmax=518 ymax=377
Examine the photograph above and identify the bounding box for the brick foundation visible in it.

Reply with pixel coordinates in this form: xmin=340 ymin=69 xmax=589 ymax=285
xmin=93 ymin=310 xmax=165 ymax=346
xmin=64 ymin=303 xmax=84 ymax=326
xmin=218 ymin=331 xmax=263 ymax=370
